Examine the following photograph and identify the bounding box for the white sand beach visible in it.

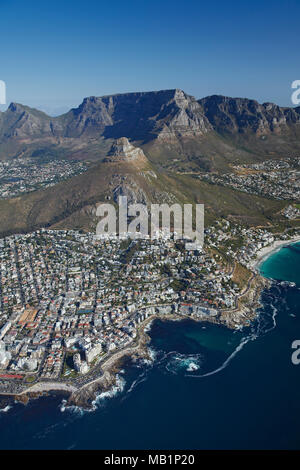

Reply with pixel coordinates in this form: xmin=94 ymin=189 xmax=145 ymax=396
xmin=251 ymin=235 xmax=300 ymax=272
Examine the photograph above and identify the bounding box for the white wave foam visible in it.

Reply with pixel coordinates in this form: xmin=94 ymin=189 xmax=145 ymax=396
xmin=0 ymin=405 xmax=11 ymax=413
xmin=125 ymin=375 xmax=147 ymax=396
xmin=60 ymin=375 xmax=126 ymax=414
xmin=91 ymin=375 xmax=126 ymax=410
xmin=164 ymin=352 xmax=203 ymax=375
xmin=187 ymin=334 xmax=252 ymax=378
xmin=60 ymin=400 xmax=86 ymax=416
xmin=144 ymin=319 xmax=154 ymax=333
xmin=186 ymin=362 xmax=199 ymax=372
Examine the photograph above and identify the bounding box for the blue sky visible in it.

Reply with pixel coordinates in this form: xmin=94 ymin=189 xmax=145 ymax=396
xmin=0 ymin=0 xmax=299 ymax=114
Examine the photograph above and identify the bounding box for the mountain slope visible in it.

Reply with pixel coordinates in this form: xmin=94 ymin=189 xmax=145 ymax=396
xmin=0 ymin=139 xmax=184 ymax=235
xmin=0 ymin=137 xmax=289 ymax=237
xmin=197 ymin=95 xmax=300 ymax=161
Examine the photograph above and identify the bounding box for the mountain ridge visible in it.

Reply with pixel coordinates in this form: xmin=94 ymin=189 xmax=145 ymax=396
xmin=198 ymin=94 xmax=300 ymax=135
xmin=0 ymin=88 xmax=298 ymax=236
xmin=1 ymin=88 xmax=300 ymax=172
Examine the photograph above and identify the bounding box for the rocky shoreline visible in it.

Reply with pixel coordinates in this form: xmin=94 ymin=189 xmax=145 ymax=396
xmin=0 ymin=301 xmax=263 ymax=410
xmin=64 ymin=278 xmax=270 ymax=409
xmin=1 ymin=241 xmax=286 ymax=411
xmin=66 ymin=317 xmax=154 ymax=409
xmin=0 ymin=315 xmax=155 ymax=410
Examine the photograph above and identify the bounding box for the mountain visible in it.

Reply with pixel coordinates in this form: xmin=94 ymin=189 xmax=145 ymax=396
xmin=0 ymin=138 xmax=189 ymax=236
xmin=0 ymin=103 xmax=52 ymax=139
xmin=1 ymin=88 xmax=300 ymax=171
xmin=198 ymin=95 xmax=300 ymax=135
xmin=197 ymin=95 xmax=300 ymax=164
xmin=0 ymin=89 xmax=299 ymax=236
xmin=0 ymin=89 xmax=212 ymax=163
xmin=0 ymin=88 xmax=212 ymax=144
xmin=0 ymin=136 xmax=285 ymax=237
xmin=62 ymin=89 xmax=212 ymax=140
xmin=104 ymin=137 xmax=148 ymax=163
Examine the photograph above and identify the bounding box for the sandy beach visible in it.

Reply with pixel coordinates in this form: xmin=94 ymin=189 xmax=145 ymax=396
xmin=251 ymin=235 xmax=300 ymax=272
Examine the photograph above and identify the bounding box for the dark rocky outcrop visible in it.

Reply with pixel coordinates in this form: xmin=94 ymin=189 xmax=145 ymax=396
xmin=104 ymin=137 xmax=148 ymax=162
xmin=198 ymin=95 xmax=300 ymax=136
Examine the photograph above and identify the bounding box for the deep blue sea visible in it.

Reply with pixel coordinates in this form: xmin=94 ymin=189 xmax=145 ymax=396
xmin=1 ymin=243 xmax=300 ymax=450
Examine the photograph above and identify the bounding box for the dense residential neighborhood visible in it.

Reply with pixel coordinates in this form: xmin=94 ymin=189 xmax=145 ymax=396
xmin=0 ymin=222 xmax=296 ymax=394
xmin=199 ymin=157 xmax=300 ymax=202
xmin=0 ymin=158 xmax=88 ymax=199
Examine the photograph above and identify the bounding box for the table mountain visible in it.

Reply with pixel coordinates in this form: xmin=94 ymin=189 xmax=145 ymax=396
xmin=0 ymin=88 xmax=300 ymax=169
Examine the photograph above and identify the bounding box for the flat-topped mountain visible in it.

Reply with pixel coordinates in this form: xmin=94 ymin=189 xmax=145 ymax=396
xmin=0 ymin=90 xmax=298 ymax=236
xmin=1 ymin=88 xmax=300 ymax=169
xmin=0 ymin=88 xmax=210 ymax=142
xmin=63 ymin=89 xmax=212 ymax=140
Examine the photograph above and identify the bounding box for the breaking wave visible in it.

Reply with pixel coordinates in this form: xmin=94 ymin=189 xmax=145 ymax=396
xmin=60 ymin=375 xmax=126 ymax=414
xmin=163 ymin=352 xmax=203 ymax=375
xmin=91 ymin=375 xmax=126 ymax=409
xmin=0 ymin=405 xmax=11 ymax=413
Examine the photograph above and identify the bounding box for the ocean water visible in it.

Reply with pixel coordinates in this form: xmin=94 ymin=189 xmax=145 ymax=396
xmin=1 ymin=243 xmax=300 ymax=449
